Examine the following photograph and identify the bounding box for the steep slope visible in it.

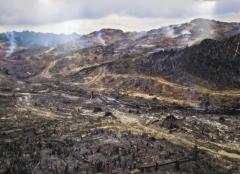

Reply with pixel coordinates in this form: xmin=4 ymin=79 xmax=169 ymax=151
xmin=126 ymin=18 xmax=240 ymax=53
xmin=142 ymin=34 xmax=240 ymax=88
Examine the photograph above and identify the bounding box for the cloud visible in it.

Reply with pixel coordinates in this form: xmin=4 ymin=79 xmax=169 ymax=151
xmin=0 ymin=15 xmax=192 ymax=34
xmin=0 ymin=0 xmax=231 ymax=25
xmin=0 ymin=0 xmax=239 ymax=34
xmin=215 ymin=0 xmax=240 ymax=15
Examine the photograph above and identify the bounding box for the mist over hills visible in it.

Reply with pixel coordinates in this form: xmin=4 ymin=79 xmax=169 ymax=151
xmin=1 ymin=18 xmax=240 ymax=53
xmin=0 ymin=31 xmax=81 ymax=48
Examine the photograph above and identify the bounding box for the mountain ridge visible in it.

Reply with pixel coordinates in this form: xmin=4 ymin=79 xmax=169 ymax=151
xmin=1 ymin=18 xmax=240 ymax=55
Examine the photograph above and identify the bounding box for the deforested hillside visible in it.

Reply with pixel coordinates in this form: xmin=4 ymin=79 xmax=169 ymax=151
xmin=142 ymin=34 xmax=240 ymax=88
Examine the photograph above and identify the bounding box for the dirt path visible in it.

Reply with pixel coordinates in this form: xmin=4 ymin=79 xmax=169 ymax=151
xmin=85 ymin=67 xmax=106 ymax=86
xmin=125 ymin=91 xmax=200 ymax=107
xmin=38 ymin=47 xmax=55 ymax=56
xmin=39 ymin=59 xmax=58 ymax=78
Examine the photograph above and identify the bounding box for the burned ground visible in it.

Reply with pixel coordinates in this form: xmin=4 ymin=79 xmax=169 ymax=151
xmin=0 ymin=83 xmax=239 ymax=174
xmin=0 ymin=19 xmax=240 ymax=174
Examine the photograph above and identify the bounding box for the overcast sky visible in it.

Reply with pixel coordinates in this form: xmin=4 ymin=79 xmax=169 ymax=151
xmin=0 ymin=0 xmax=240 ymax=34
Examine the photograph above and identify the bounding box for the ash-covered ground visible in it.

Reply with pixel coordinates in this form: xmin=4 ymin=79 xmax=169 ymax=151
xmin=0 ymin=82 xmax=239 ymax=174
xmin=0 ymin=19 xmax=240 ymax=174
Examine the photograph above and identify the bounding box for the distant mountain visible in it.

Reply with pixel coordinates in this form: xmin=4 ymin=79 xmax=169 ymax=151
xmin=124 ymin=18 xmax=240 ymax=53
xmin=57 ymin=29 xmax=141 ymax=52
xmin=59 ymin=18 xmax=240 ymax=54
xmin=1 ymin=18 xmax=240 ymax=56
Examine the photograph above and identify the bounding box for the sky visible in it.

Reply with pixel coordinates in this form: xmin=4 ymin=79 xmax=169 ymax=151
xmin=0 ymin=0 xmax=240 ymax=34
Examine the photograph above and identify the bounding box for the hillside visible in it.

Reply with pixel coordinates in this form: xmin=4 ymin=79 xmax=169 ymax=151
xmin=0 ymin=19 xmax=240 ymax=174
xmin=142 ymin=34 xmax=240 ymax=88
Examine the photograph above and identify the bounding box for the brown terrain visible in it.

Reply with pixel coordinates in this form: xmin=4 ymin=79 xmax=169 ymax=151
xmin=0 ymin=19 xmax=240 ymax=174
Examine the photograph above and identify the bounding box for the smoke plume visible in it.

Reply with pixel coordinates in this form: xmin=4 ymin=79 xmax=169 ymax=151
xmin=5 ymin=32 xmax=16 ymax=57
xmin=96 ymin=32 xmax=106 ymax=46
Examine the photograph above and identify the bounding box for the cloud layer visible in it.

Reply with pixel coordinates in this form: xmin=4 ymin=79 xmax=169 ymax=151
xmin=0 ymin=0 xmax=239 ymax=34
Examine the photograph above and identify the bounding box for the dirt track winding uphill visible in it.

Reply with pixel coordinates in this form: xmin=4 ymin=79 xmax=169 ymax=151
xmin=39 ymin=59 xmax=58 ymax=79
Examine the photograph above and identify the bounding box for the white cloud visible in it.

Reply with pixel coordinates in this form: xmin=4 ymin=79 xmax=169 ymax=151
xmin=0 ymin=15 xmax=194 ymax=34
xmin=0 ymin=0 xmax=239 ymax=34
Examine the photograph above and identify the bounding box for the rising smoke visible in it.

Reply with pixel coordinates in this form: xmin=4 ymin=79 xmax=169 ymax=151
xmin=5 ymin=32 xmax=16 ymax=57
xmin=96 ymin=32 xmax=106 ymax=46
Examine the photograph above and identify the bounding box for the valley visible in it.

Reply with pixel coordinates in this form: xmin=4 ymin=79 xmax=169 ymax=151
xmin=0 ymin=19 xmax=240 ymax=174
